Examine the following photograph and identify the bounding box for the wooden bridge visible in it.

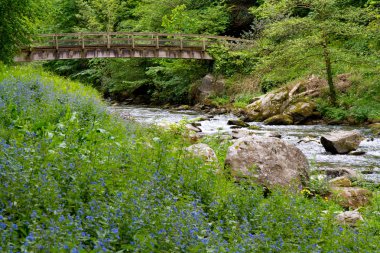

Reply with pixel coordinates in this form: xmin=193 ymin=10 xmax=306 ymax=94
xmin=14 ymin=32 xmax=251 ymax=62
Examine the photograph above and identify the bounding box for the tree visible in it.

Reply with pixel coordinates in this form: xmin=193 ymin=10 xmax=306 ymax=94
xmin=161 ymin=4 xmax=229 ymax=34
xmin=251 ymin=0 xmax=373 ymax=104
xmin=76 ymin=0 xmax=127 ymax=32
xmin=0 ymin=0 xmax=37 ymax=63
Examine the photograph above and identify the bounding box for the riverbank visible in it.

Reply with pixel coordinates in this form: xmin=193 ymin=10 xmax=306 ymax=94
xmin=111 ymin=72 xmax=380 ymax=129
xmin=1 ymin=66 xmax=380 ymax=252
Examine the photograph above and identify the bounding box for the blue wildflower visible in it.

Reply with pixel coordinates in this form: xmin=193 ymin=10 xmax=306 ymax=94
xmin=86 ymin=216 xmax=94 ymax=221
xmin=26 ymin=233 xmax=35 ymax=242
xmin=0 ymin=222 xmax=6 ymax=229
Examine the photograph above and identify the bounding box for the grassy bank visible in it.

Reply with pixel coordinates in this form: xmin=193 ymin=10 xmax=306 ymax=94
xmin=1 ymin=65 xmax=380 ymax=252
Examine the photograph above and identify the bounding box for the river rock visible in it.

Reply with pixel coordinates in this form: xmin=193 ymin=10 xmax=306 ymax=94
xmin=186 ymin=143 xmax=218 ymax=163
xmin=248 ymin=125 xmax=261 ymax=130
xmin=264 ymin=132 xmax=282 ymax=139
xmin=227 ymin=119 xmax=249 ymax=127
xmin=329 ymin=176 xmax=352 ymax=187
xmin=192 ymin=74 xmax=225 ymax=103
xmin=331 ymin=187 xmax=372 ymax=209
xmin=246 ymin=90 xmax=289 ymax=121
xmin=231 ymin=129 xmax=255 ymax=139
xmin=177 ymin=105 xmax=191 ymax=110
xmin=191 ymin=122 xmax=202 ymax=127
xmin=322 ymin=168 xmax=359 ymax=181
xmin=263 ymin=114 xmax=293 ymax=125
xmin=284 ymin=101 xmax=316 ymax=124
xmin=320 ymin=130 xmax=364 ymax=154
xmin=225 ymin=136 xmax=309 ymax=189
xmin=369 ymin=123 xmax=380 ymax=136
xmin=186 ymin=124 xmax=202 ymax=133
xmin=336 ymin=210 xmax=364 ymax=227
xmin=348 ymin=150 xmax=366 ymax=156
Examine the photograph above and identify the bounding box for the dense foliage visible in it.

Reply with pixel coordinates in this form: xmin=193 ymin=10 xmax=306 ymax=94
xmin=0 ymin=0 xmax=36 ymax=63
xmin=1 ymin=66 xmax=380 ymax=251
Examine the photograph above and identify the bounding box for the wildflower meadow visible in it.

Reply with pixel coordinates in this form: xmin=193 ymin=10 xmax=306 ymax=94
xmin=0 ymin=65 xmax=379 ymax=252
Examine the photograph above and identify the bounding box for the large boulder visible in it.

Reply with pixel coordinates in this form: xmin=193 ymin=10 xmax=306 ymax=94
xmin=284 ymin=101 xmax=317 ymax=124
xmin=225 ymin=136 xmax=309 ymax=189
xmin=186 ymin=143 xmax=218 ymax=163
xmin=192 ymin=74 xmax=225 ymax=104
xmin=320 ymin=130 xmax=364 ymax=154
xmin=246 ymin=90 xmax=289 ymax=121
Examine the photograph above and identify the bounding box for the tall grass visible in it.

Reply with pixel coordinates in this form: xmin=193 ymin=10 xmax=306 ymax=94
xmin=0 ymin=65 xmax=379 ymax=252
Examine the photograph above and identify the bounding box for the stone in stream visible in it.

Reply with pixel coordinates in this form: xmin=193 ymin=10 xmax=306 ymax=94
xmin=248 ymin=125 xmax=261 ymax=130
xmin=263 ymin=114 xmax=293 ymax=125
xmin=336 ymin=210 xmax=364 ymax=227
xmin=227 ymin=119 xmax=249 ymax=127
xmin=185 ymin=143 xmax=218 ymax=163
xmin=322 ymin=168 xmax=359 ymax=181
xmin=231 ymin=130 xmax=255 ymax=139
xmin=320 ymin=130 xmax=364 ymax=154
xmin=348 ymin=150 xmax=366 ymax=156
xmin=186 ymin=124 xmax=202 ymax=133
xmin=264 ymin=132 xmax=282 ymax=139
xmin=369 ymin=123 xmax=380 ymax=136
xmin=284 ymin=101 xmax=316 ymax=124
xmin=191 ymin=122 xmax=202 ymax=127
xmin=177 ymin=105 xmax=191 ymax=110
xmin=225 ymin=136 xmax=309 ymax=190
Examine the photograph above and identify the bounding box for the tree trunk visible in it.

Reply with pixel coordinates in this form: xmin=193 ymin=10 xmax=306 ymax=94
xmin=322 ymin=36 xmax=337 ymax=105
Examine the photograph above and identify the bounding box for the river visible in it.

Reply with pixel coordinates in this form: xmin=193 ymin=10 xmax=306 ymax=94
xmin=111 ymin=105 xmax=380 ymax=183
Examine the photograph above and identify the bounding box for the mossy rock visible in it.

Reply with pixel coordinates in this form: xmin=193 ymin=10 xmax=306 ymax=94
xmin=248 ymin=125 xmax=261 ymax=130
xmin=369 ymin=123 xmax=380 ymax=136
xmin=284 ymin=101 xmax=316 ymax=124
xmin=227 ymin=119 xmax=249 ymax=127
xmin=263 ymin=114 xmax=293 ymax=125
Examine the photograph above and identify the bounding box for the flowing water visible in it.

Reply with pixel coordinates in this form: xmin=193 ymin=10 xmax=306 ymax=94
xmin=111 ymin=105 xmax=380 ymax=183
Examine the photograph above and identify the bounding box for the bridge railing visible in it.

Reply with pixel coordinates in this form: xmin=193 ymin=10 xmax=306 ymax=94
xmin=28 ymin=32 xmax=253 ymax=51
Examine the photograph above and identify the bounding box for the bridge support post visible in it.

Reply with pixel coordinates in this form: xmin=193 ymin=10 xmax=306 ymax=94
xmin=54 ymin=35 xmax=59 ymax=50
xmin=81 ymin=33 xmax=85 ymax=49
xmin=107 ymin=33 xmax=111 ymax=49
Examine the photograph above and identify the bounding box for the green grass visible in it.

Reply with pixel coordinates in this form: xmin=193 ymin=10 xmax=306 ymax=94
xmin=0 ymin=65 xmax=380 ymax=252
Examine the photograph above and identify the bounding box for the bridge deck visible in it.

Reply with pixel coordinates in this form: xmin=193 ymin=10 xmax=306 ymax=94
xmin=15 ymin=32 xmax=251 ymax=62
